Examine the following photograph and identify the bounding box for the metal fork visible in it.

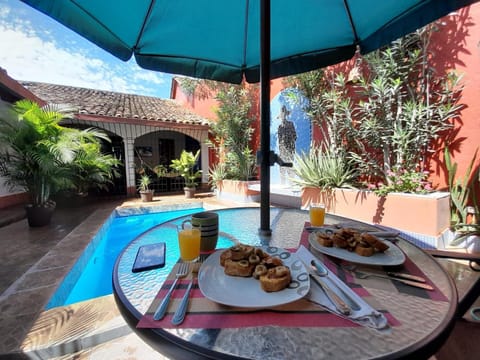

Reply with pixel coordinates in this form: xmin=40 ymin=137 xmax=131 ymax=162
xmin=153 ymin=262 xmax=189 ymax=320
xmin=171 ymin=260 xmax=203 ymax=325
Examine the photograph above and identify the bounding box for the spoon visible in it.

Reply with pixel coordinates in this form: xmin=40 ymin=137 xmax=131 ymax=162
xmin=311 ymin=260 xmax=361 ymax=311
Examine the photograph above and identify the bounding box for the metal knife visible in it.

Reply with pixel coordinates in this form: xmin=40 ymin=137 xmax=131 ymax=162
xmin=312 ymin=260 xmax=361 ymax=311
xmin=385 ymin=272 xmax=426 ymax=283
xmin=301 ymin=260 xmax=351 ymax=315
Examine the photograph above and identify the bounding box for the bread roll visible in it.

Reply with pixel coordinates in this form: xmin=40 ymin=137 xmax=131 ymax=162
xmin=354 ymin=244 xmax=374 ymax=257
xmin=316 ymin=233 xmax=333 ymax=247
xmin=259 ymin=266 xmax=292 ymax=292
xmin=219 ymin=245 xmax=291 ymax=292
xmin=361 ymin=233 xmax=389 ymax=252
xmin=224 ymin=259 xmax=254 ymax=277
xmin=220 ymin=249 xmax=232 ymax=266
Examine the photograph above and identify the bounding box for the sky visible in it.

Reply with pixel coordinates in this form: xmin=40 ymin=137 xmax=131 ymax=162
xmin=0 ymin=0 xmax=173 ymax=99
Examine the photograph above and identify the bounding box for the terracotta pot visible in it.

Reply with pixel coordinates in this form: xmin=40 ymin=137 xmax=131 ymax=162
xmin=25 ymin=203 xmax=56 ymax=227
xmin=140 ymin=190 xmax=154 ymax=202
xmin=184 ymin=187 xmax=196 ymax=198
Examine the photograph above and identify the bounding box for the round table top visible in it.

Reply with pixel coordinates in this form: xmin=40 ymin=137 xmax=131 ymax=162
xmin=113 ymin=207 xmax=458 ymax=360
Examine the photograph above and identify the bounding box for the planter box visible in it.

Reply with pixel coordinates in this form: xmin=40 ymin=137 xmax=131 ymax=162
xmin=216 ymin=180 xmax=260 ymax=203
xmin=301 ymin=187 xmax=450 ymax=237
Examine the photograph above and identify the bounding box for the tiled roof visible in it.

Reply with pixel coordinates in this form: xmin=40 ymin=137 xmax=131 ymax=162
xmin=20 ymin=81 xmax=209 ymax=126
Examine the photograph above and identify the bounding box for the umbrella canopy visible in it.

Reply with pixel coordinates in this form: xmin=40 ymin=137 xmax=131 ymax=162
xmin=21 ymin=0 xmax=480 ymax=233
xmin=20 ymin=0 xmax=478 ymax=84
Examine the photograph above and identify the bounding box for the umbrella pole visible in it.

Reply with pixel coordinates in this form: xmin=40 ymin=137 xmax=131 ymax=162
xmin=259 ymin=0 xmax=271 ymax=236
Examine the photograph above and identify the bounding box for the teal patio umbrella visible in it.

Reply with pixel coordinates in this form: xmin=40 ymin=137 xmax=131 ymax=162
xmin=21 ymin=0 xmax=479 ymax=234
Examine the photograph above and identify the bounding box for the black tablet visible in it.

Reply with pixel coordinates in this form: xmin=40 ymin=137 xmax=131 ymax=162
xmin=132 ymin=242 xmax=166 ymax=273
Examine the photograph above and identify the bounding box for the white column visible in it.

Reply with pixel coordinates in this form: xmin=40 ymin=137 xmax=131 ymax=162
xmin=124 ymin=137 xmax=136 ymax=195
xmin=200 ymin=141 xmax=209 ymax=184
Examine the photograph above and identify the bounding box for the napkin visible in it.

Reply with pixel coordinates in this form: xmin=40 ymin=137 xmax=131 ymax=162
xmin=296 ymin=245 xmax=389 ymax=330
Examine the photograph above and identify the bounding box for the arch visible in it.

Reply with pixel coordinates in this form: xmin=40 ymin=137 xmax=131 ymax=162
xmin=63 ymin=119 xmax=210 ymax=195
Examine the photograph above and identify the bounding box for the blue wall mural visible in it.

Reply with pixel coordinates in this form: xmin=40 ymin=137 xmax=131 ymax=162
xmin=270 ymin=88 xmax=311 ymax=185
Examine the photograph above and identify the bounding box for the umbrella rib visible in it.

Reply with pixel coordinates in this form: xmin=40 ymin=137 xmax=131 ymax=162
xmin=133 ymin=0 xmax=157 ymax=51
xmin=242 ymin=0 xmax=251 ymax=72
xmin=343 ymin=0 xmax=360 ymax=46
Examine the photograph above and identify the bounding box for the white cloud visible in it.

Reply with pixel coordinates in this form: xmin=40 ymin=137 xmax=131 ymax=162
xmin=0 ymin=1 xmax=172 ymax=98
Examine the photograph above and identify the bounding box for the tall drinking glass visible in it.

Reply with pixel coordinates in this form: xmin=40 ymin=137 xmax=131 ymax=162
xmin=177 ymin=220 xmax=201 ymax=262
xmin=309 ymin=203 xmax=326 ymax=227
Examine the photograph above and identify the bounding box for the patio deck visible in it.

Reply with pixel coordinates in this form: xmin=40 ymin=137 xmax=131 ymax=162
xmin=0 ymin=193 xmax=478 ymax=359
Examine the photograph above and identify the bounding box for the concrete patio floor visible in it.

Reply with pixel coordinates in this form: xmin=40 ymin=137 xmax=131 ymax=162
xmin=0 ymin=193 xmax=478 ymax=359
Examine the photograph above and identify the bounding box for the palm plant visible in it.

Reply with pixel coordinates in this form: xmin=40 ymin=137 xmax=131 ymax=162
xmin=69 ymin=133 xmax=121 ymax=196
xmin=0 ymin=99 xmax=120 ymax=224
xmin=0 ymin=100 xmax=70 ymax=206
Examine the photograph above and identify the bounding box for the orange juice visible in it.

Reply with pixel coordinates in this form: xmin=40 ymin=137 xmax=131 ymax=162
xmin=178 ymin=228 xmax=201 ymax=261
xmin=309 ymin=203 xmax=326 ymax=226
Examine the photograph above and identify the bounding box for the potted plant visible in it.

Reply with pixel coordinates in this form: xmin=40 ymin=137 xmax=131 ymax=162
xmin=445 ymin=147 xmax=480 ymax=252
xmin=170 ymin=150 xmax=202 ymax=198
xmin=0 ymin=99 xmax=119 ymax=226
xmin=137 ymin=175 xmax=154 ymax=202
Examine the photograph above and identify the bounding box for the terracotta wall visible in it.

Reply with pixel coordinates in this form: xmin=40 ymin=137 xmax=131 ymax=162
xmin=171 ymin=79 xmax=218 ymax=121
xmin=428 ymin=5 xmax=480 ymax=188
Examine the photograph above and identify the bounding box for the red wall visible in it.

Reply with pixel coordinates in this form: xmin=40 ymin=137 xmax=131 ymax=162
xmin=429 ymin=4 xmax=480 ymax=188
xmin=170 ymin=79 xmax=218 ymax=121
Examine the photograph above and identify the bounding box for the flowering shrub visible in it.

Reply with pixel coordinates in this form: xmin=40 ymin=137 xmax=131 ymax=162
xmin=367 ymin=166 xmax=433 ymax=196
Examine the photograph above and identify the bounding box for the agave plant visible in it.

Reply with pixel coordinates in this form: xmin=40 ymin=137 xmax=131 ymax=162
xmin=137 ymin=175 xmax=152 ymax=192
xmin=291 ymin=146 xmax=358 ymax=190
xmin=445 ymin=147 xmax=478 ymax=226
xmin=208 ymin=163 xmax=227 ymax=191
xmin=445 ymin=146 xmax=480 ymax=245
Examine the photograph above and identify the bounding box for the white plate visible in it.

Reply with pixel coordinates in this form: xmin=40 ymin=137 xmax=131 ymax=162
xmin=198 ymin=246 xmax=310 ymax=308
xmin=308 ymin=231 xmax=406 ymax=266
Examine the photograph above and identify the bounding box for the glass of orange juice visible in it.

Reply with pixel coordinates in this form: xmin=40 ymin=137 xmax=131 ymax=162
xmin=309 ymin=203 xmax=326 ymax=227
xmin=177 ymin=220 xmax=201 ymax=262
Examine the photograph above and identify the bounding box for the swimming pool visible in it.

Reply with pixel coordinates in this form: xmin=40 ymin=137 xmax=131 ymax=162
xmin=46 ymin=205 xmax=207 ymax=309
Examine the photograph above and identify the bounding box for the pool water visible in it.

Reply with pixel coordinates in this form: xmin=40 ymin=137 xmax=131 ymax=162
xmin=46 ymin=207 xmax=204 ymax=309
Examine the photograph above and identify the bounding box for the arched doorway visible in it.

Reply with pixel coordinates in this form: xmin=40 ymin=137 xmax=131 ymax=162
xmin=134 ymin=130 xmax=201 ymax=194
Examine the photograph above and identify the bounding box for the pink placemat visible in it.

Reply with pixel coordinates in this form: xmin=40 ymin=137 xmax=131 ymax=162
xmin=137 ymin=283 xmax=398 ymax=329
xmin=137 ymin=242 xmax=400 ymax=329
